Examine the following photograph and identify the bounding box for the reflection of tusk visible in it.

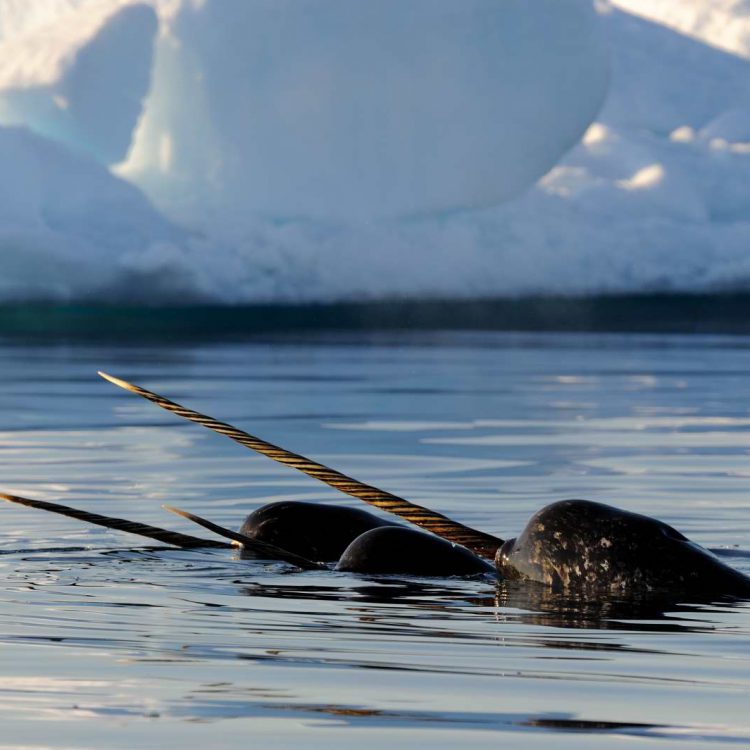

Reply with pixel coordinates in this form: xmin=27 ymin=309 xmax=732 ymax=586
xmin=162 ymin=505 xmax=325 ymax=570
xmin=99 ymin=371 xmax=503 ymax=558
xmin=1 ymin=492 xmax=230 ymax=549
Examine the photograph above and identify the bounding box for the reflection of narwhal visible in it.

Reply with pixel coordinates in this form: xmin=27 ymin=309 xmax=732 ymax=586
xmin=4 ymin=372 xmax=750 ymax=597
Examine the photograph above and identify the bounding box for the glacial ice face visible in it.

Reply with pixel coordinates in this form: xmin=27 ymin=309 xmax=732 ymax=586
xmin=0 ymin=2 xmax=157 ymax=164
xmin=120 ymin=0 xmax=609 ymax=222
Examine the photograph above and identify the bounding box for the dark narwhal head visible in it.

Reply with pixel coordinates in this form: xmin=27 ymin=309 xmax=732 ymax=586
xmin=336 ymin=526 xmax=495 ymax=576
xmin=495 ymin=500 xmax=750 ymax=595
xmin=239 ymin=501 xmax=397 ymax=562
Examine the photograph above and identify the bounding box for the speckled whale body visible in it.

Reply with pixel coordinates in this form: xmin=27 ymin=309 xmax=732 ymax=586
xmin=495 ymin=499 xmax=750 ymax=595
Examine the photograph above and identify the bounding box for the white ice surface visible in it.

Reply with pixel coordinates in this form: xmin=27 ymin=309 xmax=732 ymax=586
xmin=0 ymin=0 xmax=748 ymax=304
xmin=0 ymin=125 xmax=209 ymax=303
xmin=611 ymin=0 xmax=750 ymax=58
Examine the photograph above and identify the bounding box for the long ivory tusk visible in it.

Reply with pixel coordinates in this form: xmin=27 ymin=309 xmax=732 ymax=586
xmin=99 ymin=371 xmax=503 ymax=559
xmin=1 ymin=492 xmax=231 ymax=549
xmin=162 ymin=505 xmax=326 ymax=570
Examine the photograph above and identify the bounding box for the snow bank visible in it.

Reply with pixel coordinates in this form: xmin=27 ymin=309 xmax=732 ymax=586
xmin=0 ymin=0 xmax=749 ymax=304
xmin=0 ymin=124 xmax=203 ymax=302
xmin=611 ymin=0 xmax=750 ymax=58
xmin=486 ymin=3 xmax=750 ymax=296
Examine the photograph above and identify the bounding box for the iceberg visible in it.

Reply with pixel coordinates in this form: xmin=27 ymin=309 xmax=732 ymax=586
xmin=0 ymin=0 xmax=749 ymax=305
xmin=118 ymin=0 xmax=608 ymax=223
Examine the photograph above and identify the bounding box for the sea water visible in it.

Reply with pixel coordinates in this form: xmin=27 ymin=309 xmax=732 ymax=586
xmin=1 ymin=331 xmax=750 ymax=749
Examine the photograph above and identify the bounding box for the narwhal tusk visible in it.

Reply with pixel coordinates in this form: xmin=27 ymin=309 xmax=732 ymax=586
xmin=99 ymin=371 xmax=503 ymax=559
xmin=162 ymin=505 xmax=326 ymax=570
xmin=1 ymin=492 xmax=231 ymax=549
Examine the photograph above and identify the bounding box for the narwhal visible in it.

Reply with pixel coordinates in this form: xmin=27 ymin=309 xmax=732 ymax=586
xmin=3 ymin=372 xmax=750 ymax=597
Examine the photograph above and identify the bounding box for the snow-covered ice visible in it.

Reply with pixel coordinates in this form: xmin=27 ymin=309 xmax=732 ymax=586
xmin=0 ymin=124 xmax=198 ymax=302
xmin=0 ymin=0 xmax=748 ymax=304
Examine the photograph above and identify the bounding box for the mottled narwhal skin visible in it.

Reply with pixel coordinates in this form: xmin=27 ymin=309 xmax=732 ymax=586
xmin=495 ymin=499 xmax=750 ymax=595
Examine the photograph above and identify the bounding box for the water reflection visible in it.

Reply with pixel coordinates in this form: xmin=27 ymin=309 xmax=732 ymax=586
xmin=169 ymin=693 xmax=666 ymax=736
xmin=494 ymin=580 xmax=747 ymax=632
xmin=5 ymin=538 xmax=750 ymax=637
xmin=234 ymin=567 xmax=750 ymax=634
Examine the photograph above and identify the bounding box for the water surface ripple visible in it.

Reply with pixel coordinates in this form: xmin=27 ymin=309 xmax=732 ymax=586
xmin=1 ymin=332 xmax=750 ymax=749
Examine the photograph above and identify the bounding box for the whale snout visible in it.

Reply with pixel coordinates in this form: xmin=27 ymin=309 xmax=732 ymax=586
xmin=495 ymin=537 xmax=522 ymax=579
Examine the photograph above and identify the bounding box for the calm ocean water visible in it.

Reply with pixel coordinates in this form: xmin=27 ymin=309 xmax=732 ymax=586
xmin=1 ymin=331 xmax=750 ymax=749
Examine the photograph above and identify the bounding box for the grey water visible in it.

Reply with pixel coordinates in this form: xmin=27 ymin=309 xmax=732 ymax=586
xmin=2 ymin=331 xmax=750 ymax=749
